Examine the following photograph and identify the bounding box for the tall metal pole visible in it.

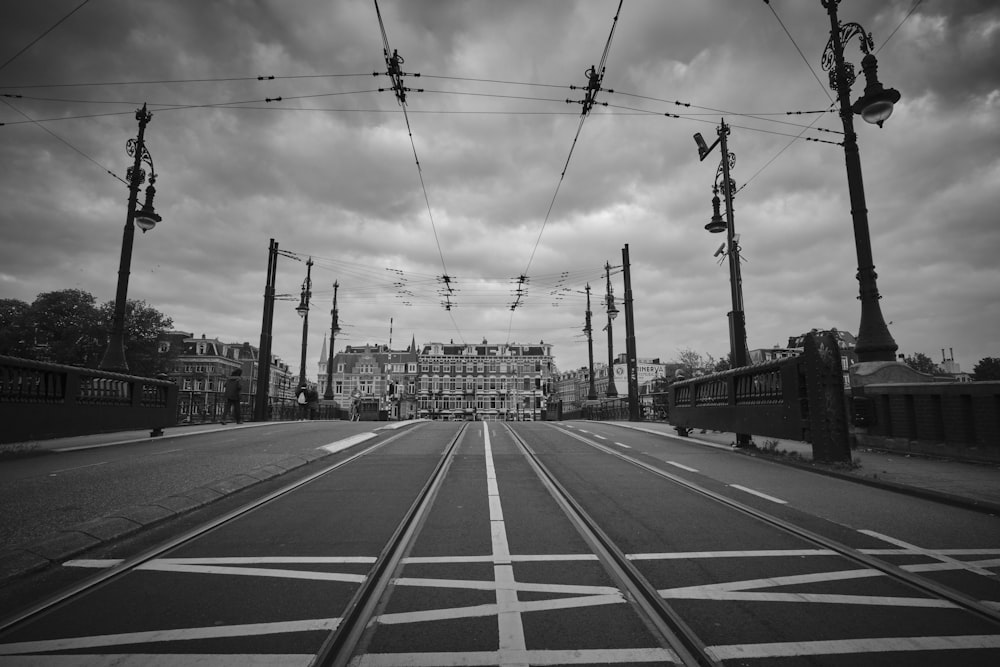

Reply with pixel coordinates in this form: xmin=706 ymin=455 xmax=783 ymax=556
xmin=254 ymin=239 xmax=278 ymax=421
xmin=297 ymin=257 xmax=313 ymax=387
xmin=100 ymin=104 xmax=152 ymax=372
xmin=584 ymin=284 xmax=597 ymax=401
xmin=718 ymin=122 xmax=751 ymax=447
xmin=604 ymin=261 xmax=618 ymax=398
xmin=622 ymin=244 xmax=640 ymax=421
xmin=718 ymin=121 xmax=748 ymax=369
xmin=324 ymin=281 xmax=340 ymax=400
xmin=824 ymin=0 xmax=898 ymax=362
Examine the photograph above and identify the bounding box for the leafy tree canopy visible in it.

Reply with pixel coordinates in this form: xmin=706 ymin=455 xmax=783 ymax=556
xmin=973 ymin=357 xmax=1000 ymax=381
xmin=0 ymin=289 xmax=173 ymax=375
xmin=903 ymin=352 xmax=941 ymax=375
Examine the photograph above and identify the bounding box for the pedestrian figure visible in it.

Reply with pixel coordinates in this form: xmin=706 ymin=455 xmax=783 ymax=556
xmin=307 ymin=385 xmax=320 ymax=420
xmin=220 ymin=369 xmax=243 ymax=424
xmin=296 ymin=384 xmax=309 ymax=421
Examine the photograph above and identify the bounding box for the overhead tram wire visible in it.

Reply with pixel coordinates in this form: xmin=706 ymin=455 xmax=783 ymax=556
xmin=508 ymin=0 xmax=624 ymax=341
xmin=372 ymin=0 xmax=455 ymax=324
xmin=0 ymin=0 xmax=92 ymax=74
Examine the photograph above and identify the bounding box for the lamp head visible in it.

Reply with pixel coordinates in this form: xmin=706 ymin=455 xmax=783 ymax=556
xmin=852 ymin=53 xmax=900 ymax=127
xmin=134 ymin=181 xmax=161 ymax=232
xmin=705 ymin=192 xmax=727 ymax=233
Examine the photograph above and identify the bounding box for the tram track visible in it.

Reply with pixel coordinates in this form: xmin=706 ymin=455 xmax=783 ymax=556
xmin=543 ymin=422 xmax=1000 ymax=629
xmin=0 ymin=423 xmax=430 ymax=639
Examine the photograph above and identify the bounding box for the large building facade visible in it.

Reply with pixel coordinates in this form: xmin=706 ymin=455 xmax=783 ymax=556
xmin=321 ymin=338 xmax=555 ymax=421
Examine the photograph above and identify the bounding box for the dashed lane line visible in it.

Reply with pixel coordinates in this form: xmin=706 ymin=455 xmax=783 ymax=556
xmin=665 ymin=461 xmax=697 ymax=472
xmin=613 ymin=441 xmax=631 ymax=449
xmin=728 ymin=484 xmax=787 ymax=504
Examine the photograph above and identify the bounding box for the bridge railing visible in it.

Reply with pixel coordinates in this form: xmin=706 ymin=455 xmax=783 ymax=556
xmin=668 ymin=331 xmax=850 ymax=462
xmin=0 ymin=354 xmax=178 ymax=443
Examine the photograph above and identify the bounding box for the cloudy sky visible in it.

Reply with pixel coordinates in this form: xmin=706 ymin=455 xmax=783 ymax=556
xmin=2 ymin=0 xmax=998 ymax=379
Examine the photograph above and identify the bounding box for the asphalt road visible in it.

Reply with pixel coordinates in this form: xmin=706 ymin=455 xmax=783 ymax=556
xmin=1 ymin=421 xmax=998 ymax=665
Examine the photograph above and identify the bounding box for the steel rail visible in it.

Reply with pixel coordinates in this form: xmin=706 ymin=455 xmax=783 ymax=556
xmin=505 ymin=423 xmax=721 ymax=667
xmin=312 ymin=422 xmax=468 ymax=667
xmin=0 ymin=423 xmax=425 ymax=636
xmin=547 ymin=422 xmax=1000 ymax=629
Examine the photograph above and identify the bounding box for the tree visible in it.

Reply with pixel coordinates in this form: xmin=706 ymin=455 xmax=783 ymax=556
xmin=0 ymin=298 xmax=31 ymax=357
xmin=674 ymin=348 xmax=716 ymax=378
xmin=0 ymin=289 xmax=173 ymax=374
xmin=973 ymin=357 xmax=1000 ymax=381
xmin=98 ymin=299 xmax=174 ymax=375
xmin=26 ymin=289 xmax=104 ymax=366
xmin=903 ymin=352 xmax=940 ymax=375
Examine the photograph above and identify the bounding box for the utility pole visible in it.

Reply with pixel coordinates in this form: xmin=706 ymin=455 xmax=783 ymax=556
xmin=604 ymin=261 xmax=619 ymax=398
xmin=622 ymin=244 xmax=640 ymax=421
xmin=254 ymin=239 xmax=278 ymax=422
xmin=324 ymin=281 xmax=340 ymax=400
xmin=584 ymin=284 xmax=597 ymax=401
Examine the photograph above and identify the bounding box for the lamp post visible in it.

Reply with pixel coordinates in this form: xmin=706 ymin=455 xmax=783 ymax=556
xmin=584 ymin=284 xmax=598 ymax=401
xmin=100 ymin=103 xmax=162 ymax=372
xmin=695 ymin=120 xmax=751 ymax=447
xmin=622 ymin=244 xmax=640 ymax=421
xmin=821 ymin=0 xmax=900 ymax=362
xmin=604 ymin=261 xmax=619 ymax=398
xmin=296 ymin=257 xmax=313 ymax=388
xmin=324 ymin=281 xmax=340 ymax=400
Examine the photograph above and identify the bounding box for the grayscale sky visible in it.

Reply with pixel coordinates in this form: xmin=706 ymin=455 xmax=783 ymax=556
xmin=1 ymin=0 xmax=998 ymax=378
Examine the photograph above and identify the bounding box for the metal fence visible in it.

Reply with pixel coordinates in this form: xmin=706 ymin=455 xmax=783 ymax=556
xmin=0 ymin=354 xmax=178 ymax=443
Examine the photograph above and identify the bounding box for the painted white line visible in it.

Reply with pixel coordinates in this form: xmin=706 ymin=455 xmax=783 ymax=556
xmin=350 ymin=647 xmax=678 ymax=666
xmin=613 ymin=442 xmax=631 ymax=449
xmin=0 ymin=619 xmax=340 ymax=655
xmin=859 ymin=529 xmax=997 ymax=577
xmin=135 ymin=562 xmax=366 ymax=583
xmin=394 ymin=576 xmax=619 ymax=596
xmin=320 ymin=432 xmax=377 ymax=453
xmin=403 ymin=554 xmax=599 ymax=564
xmin=630 ymin=549 xmax=834 ymax=560
xmin=0 ymin=655 xmax=314 ymax=666
xmin=665 ymin=461 xmax=697 ymax=472
xmin=729 ymin=484 xmax=787 ymax=504
xmin=49 ymin=461 xmax=108 ymax=475
xmin=482 ymin=423 xmax=526 ymax=660
xmin=377 ymin=593 xmax=625 ymax=626
xmin=707 ymin=634 xmax=1000 ymax=661
xmin=592 ymin=434 xmax=607 ymax=440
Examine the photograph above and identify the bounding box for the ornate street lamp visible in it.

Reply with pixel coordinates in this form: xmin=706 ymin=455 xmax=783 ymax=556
xmin=100 ymin=103 xmax=163 ymax=372
xmin=604 ymin=261 xmax=619 ymax=398
xmin=695 ymin=121 xmax=751 ymax=447
xmin=584 ymin=284 xmax=598 ymax=401
xmin=821 ymin=0 xmax=901 ymax=362
xmin=323 ymin=281 xmax=340 ymax=400
xmin=296 ymin=257 xmax=313 ymax=388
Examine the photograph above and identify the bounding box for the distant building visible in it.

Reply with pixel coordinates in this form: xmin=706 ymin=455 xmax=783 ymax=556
xmin=158 ymin=331 xmax=294 ymax=421
xmin=787 ymin=328 xmax=858 ymax=388
xmin=322 ymin=337 xmax=554 ymax=420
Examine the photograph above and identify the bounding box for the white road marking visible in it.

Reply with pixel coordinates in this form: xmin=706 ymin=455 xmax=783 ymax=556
xmin=630 ymin=549 xmax=835 ymax=560
xmin=707 ymin=635 xmax=1000 ymax=660
xmin=136 ymin=561 xmax=366 ymax=583
xmin=613 ymin=442 xmax=631 ymax=449
xmin=665 ymin=461 xmax=697 ymax=472
xmin=859 ymin=529 xmax=997 ymax=577
xmin=0 ymin=619 xmax=340 ymax=655
xmin=482 ymin=423 xmax=527 ymax=664
xmin=349 ymin=647 xmax=678 ymax=666
xmin=393 ymin=576 xmax=619 ymax=596
xmin=320 ymin=432 xmax=377 ymax=453
xmin=592 ymin=434 xmax=607 ymax=440
xmin=49 ymin=461 xmax=108 ymax=475
xmin=729 ymin=484 xmax=787 ymax=504
xmin=377 ymin=593 xmax=624 ymax=625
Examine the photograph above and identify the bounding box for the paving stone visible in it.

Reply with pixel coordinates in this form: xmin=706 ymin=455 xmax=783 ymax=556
xmin=112 ymin=504 xmax=175 ymax=527
xmin=26 ymin=531 xmax=100 ymax=562
xmin=75 ymin=516 xmax=142 ymax=542
xmin=155 ymin=494 xmax=205 ymax=514
xmin=0 ymin=549 xmax=52 ymax=583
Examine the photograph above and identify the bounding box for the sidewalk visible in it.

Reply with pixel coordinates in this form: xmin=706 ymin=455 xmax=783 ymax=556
xmin=605 ymin=421 xmax=1000 ymax=515
xmin=0 ymin=421 xmax=283 ymax=456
